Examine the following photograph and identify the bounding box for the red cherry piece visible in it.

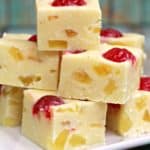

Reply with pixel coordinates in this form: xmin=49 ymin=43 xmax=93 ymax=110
xmin=100 ymin=28 xmax=123 ymax=38
xmin=51 ymin=0 xmax=86 ymax=6
xmin=139 ymin=77 xmax=150 ymax=92
xmin=65 ymin=50 xmax=86 ymax=54
xmin=109 ymin=104 xmax=121 ymax=110
xmin=103 ymin=48 xmax=136 ymax=65
xmin=28 ymin=35 xmax=37 ymax=42
xmin=32 ymin=95 xmax=64 ymax=119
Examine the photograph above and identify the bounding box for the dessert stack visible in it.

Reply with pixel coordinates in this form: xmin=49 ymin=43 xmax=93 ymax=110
xmin=0 ymin=0 xmax=149 ymax=150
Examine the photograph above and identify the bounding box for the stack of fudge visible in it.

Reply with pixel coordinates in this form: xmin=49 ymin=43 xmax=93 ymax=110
xmin=0 ymin=0 xmax=149 ymax=149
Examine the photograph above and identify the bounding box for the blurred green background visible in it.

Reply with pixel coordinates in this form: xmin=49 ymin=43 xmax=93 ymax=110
xmin=0 ymin=0 xmax=150 ymax=73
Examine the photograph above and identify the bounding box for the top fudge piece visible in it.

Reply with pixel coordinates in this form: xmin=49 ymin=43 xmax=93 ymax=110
xmin=0 ymin=39 xmax=59 ymax=90
xmin=36 ymin=0 xmax=101 ymax=51
xmin=100 ymin=28 xmax=145 ymax=49
xmin=58 ymin=44 xmax=143 ymax=104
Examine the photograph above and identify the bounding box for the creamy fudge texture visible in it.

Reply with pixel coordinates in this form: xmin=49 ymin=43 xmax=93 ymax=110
xmin=0 ymin=85 xmax=23 ymax=126
xmin=101 ymin=31 xmax=145 ymax=49
xmin=3 ymin=33 xmax=32 ymax=40
xmin=0 ymin=39 xmax=59 ymax=90
xmin=36 ymin=0 xmax=101 ymax=51
xmin=22 ymin=89 xmax=107 ymax=150
xmin=107 ymin=90 xmax=150 ymax=137
xmin=58 ymin=44 xmax=143 ymax=104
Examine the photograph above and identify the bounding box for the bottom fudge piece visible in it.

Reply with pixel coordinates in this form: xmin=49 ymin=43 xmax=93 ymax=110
xmin=0 ymin=85 xmax=24 ymax=126
xmin=107 ymin=77 xmax=150 ymax=137
xmin=22 ymin=89 xmax=107 ymax=150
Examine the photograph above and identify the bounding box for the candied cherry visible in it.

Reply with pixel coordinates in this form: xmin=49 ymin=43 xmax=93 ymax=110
xmin=139 ymin=77 xmax=150 ymax=92
xmin=100 ymin=28 xmax=123 ymax=38
xmin=65 ymin=50 xmax=86 ymax=54
xmin=103 ymin=48 xmax=136 ymax=65
xmin=32 ymin=95 xmax=64 ymax=119
xmin=109 ymin=104 xmax=121 ymax=110
xmin=51 ymin=0 xmax=86 ymax=6
xmin=28 ymin=35 xmax=37 ymax=42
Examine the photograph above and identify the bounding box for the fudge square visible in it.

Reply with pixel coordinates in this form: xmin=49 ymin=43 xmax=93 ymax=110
xmin=107 ymin=77 xmax=150 ymax=137
xmin=0 ymin=85 xmax=23 ymax=126
xmin=22 ymin=89 xmax=107 ymax=150
xmin=36 ymin=0 xmax=101 ymax=51
xmin=100 ymin=28 xmax=145 ymax=49
xmin=0 ymin=39 xmax=59 ymax=91
xmin=58 ymin=44 xmax=143 ymax=104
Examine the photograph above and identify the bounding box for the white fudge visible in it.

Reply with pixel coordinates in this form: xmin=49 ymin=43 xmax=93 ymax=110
xmin=58 ymin=44 xmax=143 ymax=104
xmin=0 ymin=39 xmax=59 ymax=90
xmin=22 ymin=89 xmax=107 ymax=150
xmin=107 ymin=77 xmax=150 ymax=137
xmin=36 ymin=0 xmax=101 ymax=51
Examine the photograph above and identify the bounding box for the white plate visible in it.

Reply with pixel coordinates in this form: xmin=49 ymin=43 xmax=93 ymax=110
xmin=0 ymin=127 xmax=150 ymax=150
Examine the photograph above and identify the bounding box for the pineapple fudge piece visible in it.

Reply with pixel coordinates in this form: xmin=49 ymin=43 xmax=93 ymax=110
xmin=0 ymin=85 xmax=23 ymax=126
xmin=3 ymin=33 xmax=32 ymax=40
xmin=0 ymin=39 xmax=59 ymax=91
xmin=107 ymin=76 xmax=150 ymax=137
xmin=58 ymin=44 xmax=143 ymax=104
xmin=22 ymin=89 xmax=107 ymax=150
xmin=36 ymin=0 xmax=101 ymax=51
xmin=100 ymin=28 xmax=145 ymax=49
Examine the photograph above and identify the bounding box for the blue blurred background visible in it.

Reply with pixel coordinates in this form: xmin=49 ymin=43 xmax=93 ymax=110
xmin=0 ymin=0 xmax=150 ymax=72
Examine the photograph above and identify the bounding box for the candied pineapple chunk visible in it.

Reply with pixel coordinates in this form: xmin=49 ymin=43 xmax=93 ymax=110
xmin=135 ymin=97 xmax=146 ymax=111
xmin=104 ymin=79 xmax=117 ymax=95
xmin=53 ymin=130 xmax=70 ymax=150
xmin=69 ymin=134 xmax=86 ymax=147
xmin=143 ymin=110 xmax=150 ymax=122
xmin=48 ymin=40 xmax=68 ymax=49
xmin=48 ymin=15 xmax=59 ymax=21
xmin=9 ymin=47 xmax=24 ymax=61
xmin=19 ymin=75 xmax=41 ymax=86
xmin=93 ymin=64 xmax=112 ymax=76
xmin=73 ymin=70 xmax=92 ymax=84
xmin=65 ymin=29 xmax=78 ymax=38
xmin=118 ymin=112 xmax=132 ymax=134
xmin=22 ymin=89 xmax=107 ymax=150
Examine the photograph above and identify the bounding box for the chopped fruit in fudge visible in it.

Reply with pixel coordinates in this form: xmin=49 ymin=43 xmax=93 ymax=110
xmin=139 ymin=77 xmax=150 ymax=91
xmin=51 ymin=0 xmax=86 ymax=6
xmin=0 ymin=39 xmax=59 ymax=91
xmin=107 ymin=77 xmax=150 ymax=137
xmin=28 ymin=34 xmax=37 ymax=42
xmin=22 ymin=89 xmax=107 ymax=150
xmin=101 ymin=28 xmax=123 ymax=38
xmin=100 ymin=30 xmax=145 ymax=49
xmin=58 ymin=44 xmax=143 ymax=104
xmin=36 ymin=0 xmax=101 ymax=51
xmin=103 ymin=48 xmax=136 ymax=65
xmin=33 ymin=95 xmax=64 ymax=119
xmin=2 ymin=33 xmax=31 ymax=40
xmin=0 ymin=85 xmax=23 ymax=127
